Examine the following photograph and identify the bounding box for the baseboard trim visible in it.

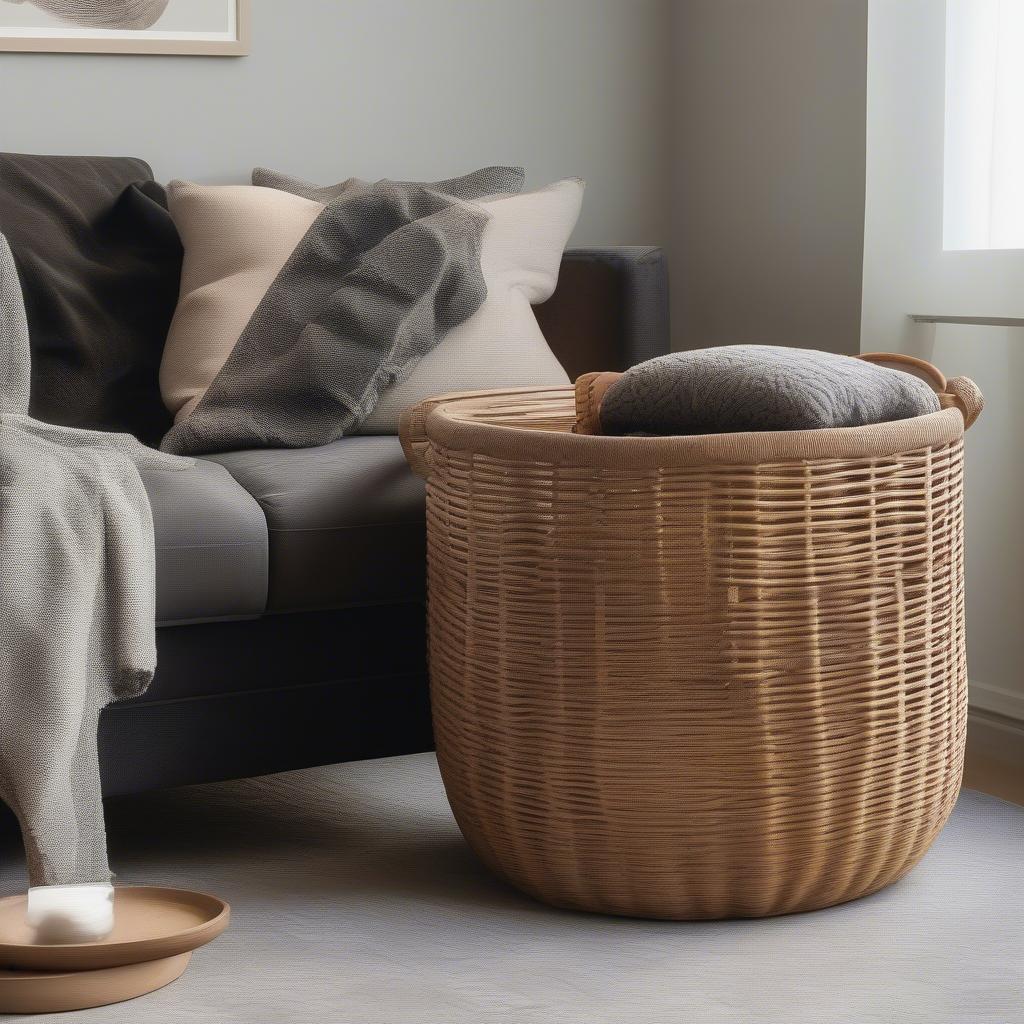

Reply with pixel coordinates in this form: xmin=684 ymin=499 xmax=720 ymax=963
xmin=969 ymin=679 xmax=1024 ymax=722
xmin=965 ymin=708 xmax=1024 ymax=805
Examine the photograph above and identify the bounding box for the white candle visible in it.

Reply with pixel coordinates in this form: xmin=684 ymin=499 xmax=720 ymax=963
xmin=26 ymin=884 xmax=114 ymax=944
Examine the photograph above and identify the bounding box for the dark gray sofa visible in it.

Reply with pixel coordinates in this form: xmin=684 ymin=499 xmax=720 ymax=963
xmin=0 ymin=154 xmax=670 ymax=798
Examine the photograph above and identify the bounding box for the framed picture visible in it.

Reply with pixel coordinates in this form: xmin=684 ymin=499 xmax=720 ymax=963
xmin=0 ymin=0 xmax=249 ymax=55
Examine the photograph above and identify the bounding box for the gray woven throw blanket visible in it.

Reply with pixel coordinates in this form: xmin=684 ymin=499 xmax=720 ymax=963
xmin=0 ymin=235 xmax=190 ymax=888
xmin=600 ymin=345 xmax=941 ymax=435
xmin=161 ymin=178 xmax=493 ymax=456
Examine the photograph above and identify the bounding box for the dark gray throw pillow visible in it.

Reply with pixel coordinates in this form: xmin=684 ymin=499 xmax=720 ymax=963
xmin=0 ymin=153 xmax=182 ymax=445
xmin=600 ymin=345 xmax=941 ymax=436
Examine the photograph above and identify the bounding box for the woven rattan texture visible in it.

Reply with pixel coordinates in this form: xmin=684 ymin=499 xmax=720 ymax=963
xmin=420 ymin=389 xmax=968 ymax=920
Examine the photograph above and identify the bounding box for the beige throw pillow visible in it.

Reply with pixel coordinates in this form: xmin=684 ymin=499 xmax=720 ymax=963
xmin=160 ymin=182 xmax=322 ymax=422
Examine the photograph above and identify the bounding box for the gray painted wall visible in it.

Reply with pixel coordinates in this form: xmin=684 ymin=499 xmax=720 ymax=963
xmin=0 ymin=0 xmax=673 ymax=250
xmin=671 ymin=0 xmax=868 ymax=354
xmin=2 ymin=0 xmax=872 ymax=354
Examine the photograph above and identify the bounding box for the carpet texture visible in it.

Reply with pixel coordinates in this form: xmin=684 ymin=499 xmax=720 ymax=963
xmin=0 ymin=753 xmax=1020 ymax=1023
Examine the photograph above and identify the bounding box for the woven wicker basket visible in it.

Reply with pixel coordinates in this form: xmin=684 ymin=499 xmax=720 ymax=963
xmin=400 ymin=357 xmax=983 ymax=920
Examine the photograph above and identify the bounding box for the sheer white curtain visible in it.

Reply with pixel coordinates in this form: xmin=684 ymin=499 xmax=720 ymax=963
xmin=944 ymin=0 xmax=1024 ymax=250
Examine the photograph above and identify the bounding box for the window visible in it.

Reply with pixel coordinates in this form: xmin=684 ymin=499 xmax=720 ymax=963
xmin=944 ymin=0 xmax=1024 ymax=250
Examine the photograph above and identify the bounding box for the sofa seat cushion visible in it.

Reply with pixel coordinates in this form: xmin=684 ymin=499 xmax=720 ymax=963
xmin=207 ymin=437 xmax=426 ymax=613
xmin=142 ymin=458 xmax=268 ymax=625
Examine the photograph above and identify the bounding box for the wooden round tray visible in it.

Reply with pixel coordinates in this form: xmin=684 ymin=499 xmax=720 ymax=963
xmin=0 ymin=887 xmax=229 ymax=971
xmin=0 ymin=952 xmax=191 ymax=1015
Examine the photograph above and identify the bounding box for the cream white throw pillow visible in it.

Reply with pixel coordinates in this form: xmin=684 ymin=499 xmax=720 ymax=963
xmin=358 ymin=178 xmax=582 ymax=432
xmin=159 ymin=177 xmax=582 ymax=433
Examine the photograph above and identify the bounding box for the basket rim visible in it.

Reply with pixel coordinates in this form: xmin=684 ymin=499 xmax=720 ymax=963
xmin=421 ymin=387 xmax=965 ymax=470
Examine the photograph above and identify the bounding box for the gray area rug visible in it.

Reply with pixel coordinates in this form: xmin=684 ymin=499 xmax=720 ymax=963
xmin=0 ymin=753 xmax=1020 ymax=1023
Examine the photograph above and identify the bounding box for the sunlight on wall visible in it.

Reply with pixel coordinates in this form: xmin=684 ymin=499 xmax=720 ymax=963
xmin=944 ymin=0 xmax=1024 ymax=251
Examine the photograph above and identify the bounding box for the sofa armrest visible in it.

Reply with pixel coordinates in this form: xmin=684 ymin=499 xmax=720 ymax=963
xmin=536 ymin=246 xmax=670 ymax=379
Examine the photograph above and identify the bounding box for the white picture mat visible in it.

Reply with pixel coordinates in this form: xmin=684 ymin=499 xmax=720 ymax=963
xmin=0 ymin=0 xmax=247 ymax=53
xmin=0 ymin=0 xmax=228 ymax=34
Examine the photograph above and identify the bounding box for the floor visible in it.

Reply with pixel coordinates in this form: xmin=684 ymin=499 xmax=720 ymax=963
xmin=0 ymin=753 xmax=1021 ymax=1024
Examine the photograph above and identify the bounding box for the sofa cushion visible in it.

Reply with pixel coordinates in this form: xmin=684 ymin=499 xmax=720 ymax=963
xmin=207 ymin=437 xmax=426 ymax=613
xmin=0 ymin=153 xmax=182 ymax=445
xmin=158 ymin=182 xmax=323 ymax=422
xmin=142 ymin=458 xmax=268 ymax=625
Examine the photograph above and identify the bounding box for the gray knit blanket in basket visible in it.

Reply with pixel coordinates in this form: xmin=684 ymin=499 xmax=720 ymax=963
xmin=0 ymin=234 xmax=191 ymax=888
xmin=599 ymin=346 xmax=941 ymax=436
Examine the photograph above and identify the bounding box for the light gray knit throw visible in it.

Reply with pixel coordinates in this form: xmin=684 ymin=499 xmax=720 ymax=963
xmin=0 ymin=234 xmax=191 ymax=887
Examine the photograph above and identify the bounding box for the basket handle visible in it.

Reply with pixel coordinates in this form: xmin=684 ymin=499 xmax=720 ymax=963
xmin=399 ymin=403 xmax=433 ymax=479
xmin=573 ymin=371 xmax=622 ymax=435
xmin=941 ymin=375 xmax=985 ymax=429
xmin=858 ymin=352 xmax=984 ymax=429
